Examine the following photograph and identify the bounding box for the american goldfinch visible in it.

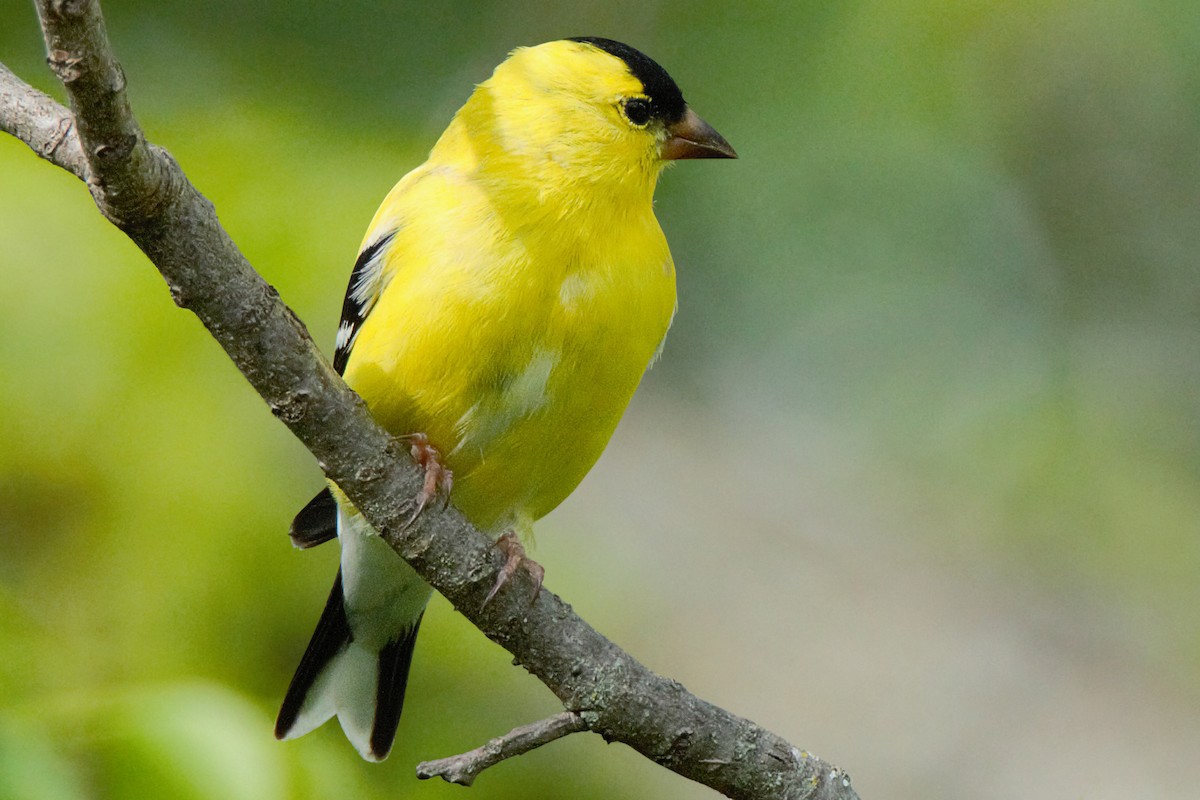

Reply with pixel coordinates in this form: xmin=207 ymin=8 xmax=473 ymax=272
xmin=274 ymin=36 xmax=735 ymax=761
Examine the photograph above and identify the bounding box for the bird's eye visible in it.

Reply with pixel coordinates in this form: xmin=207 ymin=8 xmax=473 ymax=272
xmin=622 ymin=97 xmax=653 ymax=127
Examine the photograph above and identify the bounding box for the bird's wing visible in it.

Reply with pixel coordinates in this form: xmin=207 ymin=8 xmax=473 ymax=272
xmin=289 ymin=487 xmax=338 ymax=548
xmin=292 ymin=217 xmax=401 ymax=548
xmin=333 ymin=227 xmax=399 ymax=375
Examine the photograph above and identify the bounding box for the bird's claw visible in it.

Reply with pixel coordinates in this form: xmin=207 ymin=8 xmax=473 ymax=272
xmin=483 ymin=531 xmax=544 ymax=608
xmin=398 ymin=433 xmax=453 ymax=530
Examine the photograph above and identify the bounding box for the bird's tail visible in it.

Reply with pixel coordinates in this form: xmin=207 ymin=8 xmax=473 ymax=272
xmin=276 ymin=497 xmax=432 ymax=761
xmin=274 ymin=569 xmax=423 ymax=761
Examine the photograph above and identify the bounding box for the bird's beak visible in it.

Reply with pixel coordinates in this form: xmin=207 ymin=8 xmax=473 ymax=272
xmin=661 ymin=107 xmax=738 ymax=160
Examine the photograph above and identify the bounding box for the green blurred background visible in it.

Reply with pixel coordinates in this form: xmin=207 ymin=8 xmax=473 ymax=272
xmin=3 ymin=1 xmax=1199 ymax=798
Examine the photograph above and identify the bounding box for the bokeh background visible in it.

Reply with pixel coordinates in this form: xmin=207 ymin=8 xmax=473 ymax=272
xmin=3 ymin=1 xmax=1199 ymax=798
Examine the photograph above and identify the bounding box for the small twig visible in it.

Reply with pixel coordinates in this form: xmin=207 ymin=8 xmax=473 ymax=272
xmin=0 ymin=63 xmax=87 ymax=178
xmin=417 ymin=712 xmax=589 ymax=786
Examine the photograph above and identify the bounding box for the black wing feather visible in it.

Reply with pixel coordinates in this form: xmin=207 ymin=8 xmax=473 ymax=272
xmin=333 ymin=229 xmax=397 ymax=375
xmin=293 ymin=230 xmax=397 ymax=549
xmin=289 ymin=487 xmax=338 ymax=549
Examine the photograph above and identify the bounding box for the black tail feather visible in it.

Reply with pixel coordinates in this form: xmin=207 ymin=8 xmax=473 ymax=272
xmin=369 ymin=614 xmax=424 ymax=759
xmin=275 ymin=570 xmax=352 ymax=739
xmin=289 ymin=488 xmax=338 ymax=549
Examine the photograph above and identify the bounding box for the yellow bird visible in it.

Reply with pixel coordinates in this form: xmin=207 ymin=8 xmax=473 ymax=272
xmin=275 ymin=36 xmax=735 ymax=761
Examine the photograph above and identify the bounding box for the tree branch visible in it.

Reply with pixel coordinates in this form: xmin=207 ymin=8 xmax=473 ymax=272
xmin=416 ymin=712 xmax=589 ymax=786
xmin=0 ymin=63 xmax=86 ymax=178
xmin=1 ymin=4 xmax=862 ymax=798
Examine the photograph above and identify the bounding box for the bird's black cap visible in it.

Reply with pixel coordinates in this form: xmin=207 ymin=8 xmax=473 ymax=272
xmin=569 ymin=37 xmax=687 ymax=123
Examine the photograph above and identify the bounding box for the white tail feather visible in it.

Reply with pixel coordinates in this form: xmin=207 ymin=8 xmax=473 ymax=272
xmin=280 ymin=638 xmax=385 ymax=761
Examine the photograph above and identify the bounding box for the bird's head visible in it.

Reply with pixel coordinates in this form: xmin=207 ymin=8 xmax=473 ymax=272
xmin=449 ymin=37 xmax=736 ymax=204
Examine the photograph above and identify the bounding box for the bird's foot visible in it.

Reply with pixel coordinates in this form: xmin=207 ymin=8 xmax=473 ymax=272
xmin=483 ymin=531 xmax=544 ymax=608
xmin=398 ymin=432 xmax=453 ymax=528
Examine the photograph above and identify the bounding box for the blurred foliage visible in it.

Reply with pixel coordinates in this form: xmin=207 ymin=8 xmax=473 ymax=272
xmin=3 ymin=1 xmax=1199 ymax=798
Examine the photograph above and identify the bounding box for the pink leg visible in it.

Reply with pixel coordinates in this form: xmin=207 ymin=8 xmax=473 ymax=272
xmin=483 ymin=531 xmax=545 ymax=608
xmin=399 ymin=433 xmax=453 ymax=528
